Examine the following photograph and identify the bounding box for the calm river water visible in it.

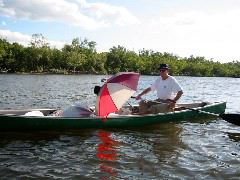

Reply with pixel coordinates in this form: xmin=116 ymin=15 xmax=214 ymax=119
xmin=0 ymin=74 xmax=239 ymax=179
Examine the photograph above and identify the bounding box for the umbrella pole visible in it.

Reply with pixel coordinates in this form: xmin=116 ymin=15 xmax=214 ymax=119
xmin=127 ymin=102 xmax=133 ymax=109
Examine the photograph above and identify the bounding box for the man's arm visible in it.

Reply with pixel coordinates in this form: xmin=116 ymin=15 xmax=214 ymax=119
xmin=168 ymin=90 xmax=183 ymax=109
xmin=135 ymin=87 xmax=151 ymax=100
xmin=172 ymin=90 xmax=183 ymax=103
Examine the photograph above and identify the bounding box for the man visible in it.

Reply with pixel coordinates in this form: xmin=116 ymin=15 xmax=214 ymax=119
xmin=135 ymin=64 xmax=183 ymax=113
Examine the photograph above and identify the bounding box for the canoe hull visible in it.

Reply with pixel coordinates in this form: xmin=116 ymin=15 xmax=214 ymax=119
xmin=0 ymin=102 xmax=226 ymax=131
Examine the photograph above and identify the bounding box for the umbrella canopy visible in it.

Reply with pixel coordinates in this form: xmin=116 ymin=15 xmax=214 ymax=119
xmin=95 ymin=72 xmax=140 ymax=117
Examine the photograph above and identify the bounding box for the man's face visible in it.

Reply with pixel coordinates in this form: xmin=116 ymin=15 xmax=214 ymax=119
xmin=159 ymin=69 xmax=168 ymax=75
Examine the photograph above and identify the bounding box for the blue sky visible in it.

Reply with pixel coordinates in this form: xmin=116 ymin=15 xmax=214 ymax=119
xmin=1 ymin=0 xmax=240 ymax=63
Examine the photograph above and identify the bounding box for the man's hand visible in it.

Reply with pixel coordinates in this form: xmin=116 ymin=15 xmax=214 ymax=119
xmin=135 ymin=87 xmax=151 ymax=101
xmin=167 ymin=99 xmax=176 ymax=109
xmin=168 ymin=101 xmax=176 ymax=109
xmin=135 ymin=95 xmax=142 ymax=100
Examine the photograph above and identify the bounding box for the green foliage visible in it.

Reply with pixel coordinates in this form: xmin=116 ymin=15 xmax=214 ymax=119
xmin=0 ymin=34 xmax=240 ymax=77
xmin=106 ymin=45 xmax=139 ymax=73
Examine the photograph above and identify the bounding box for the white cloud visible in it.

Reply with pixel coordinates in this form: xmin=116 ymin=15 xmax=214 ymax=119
xmin=0 ymin=29 xmax=31 ymax=46
xmin=0 ymin=0 xmax=139 ymax=29
xmin=121 ymin=9 xmax=240 ymax=62
xmin=0 ymin=29 xmax=66 ymax=48
xmin=80 ymin=0 xmax=139 ymax=26
xmin=1 ymin=1 xmax=239 ymax=62
xmin=48 ymin=40 xmax=66 ymax=49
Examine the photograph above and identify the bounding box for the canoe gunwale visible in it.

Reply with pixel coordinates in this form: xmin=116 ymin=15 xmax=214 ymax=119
xmin=0 ymin=102 xmax=226 ymax=131
xmin=0 ymin=101 xmax=225 ymax=119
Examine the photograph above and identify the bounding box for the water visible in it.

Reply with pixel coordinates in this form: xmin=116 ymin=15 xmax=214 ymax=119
xmin=0 ymin=74 xmax=239 ymax=179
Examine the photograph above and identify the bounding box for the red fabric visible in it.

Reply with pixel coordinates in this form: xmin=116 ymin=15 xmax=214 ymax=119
xmin=107 ymin=72 xmax=139 ymax=90
xmin=98 ymin=84 xmax=117 ymax=117
xmin=97 ymin=72 xmax=140 ymax=117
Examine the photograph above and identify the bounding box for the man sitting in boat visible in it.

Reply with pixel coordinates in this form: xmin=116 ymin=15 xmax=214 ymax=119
xmin=135 ymin=64 xmax=183 ymax=114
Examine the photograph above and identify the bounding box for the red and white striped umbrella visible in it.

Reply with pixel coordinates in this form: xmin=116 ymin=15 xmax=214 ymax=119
xmin=95 ymin=72 xmax=140 ymax=117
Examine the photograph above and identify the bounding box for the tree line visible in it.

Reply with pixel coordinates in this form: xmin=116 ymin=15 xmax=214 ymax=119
xmin=1 ymin=34 xmax=240 ymax=77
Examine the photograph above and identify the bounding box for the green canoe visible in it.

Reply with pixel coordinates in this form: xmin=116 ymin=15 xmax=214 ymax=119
xmin=0 ymin=102 xmax=226 ymax=131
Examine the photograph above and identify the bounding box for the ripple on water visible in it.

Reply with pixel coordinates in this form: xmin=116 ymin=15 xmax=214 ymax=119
xmin=0 ymin=75 xmax=240 ymax=179
xmin=178 ymin=121 xmax=240 ymax=178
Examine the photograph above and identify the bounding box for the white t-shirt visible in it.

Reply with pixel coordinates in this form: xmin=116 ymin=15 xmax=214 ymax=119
xmin=151 ymin=76 xmax=182 ymax=100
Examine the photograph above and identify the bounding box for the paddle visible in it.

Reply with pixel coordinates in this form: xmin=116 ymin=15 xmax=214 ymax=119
xmin=219 ymin=113 xmax=240 ymax=126
xmin=131 ymin=97 xmax=240 ymax=125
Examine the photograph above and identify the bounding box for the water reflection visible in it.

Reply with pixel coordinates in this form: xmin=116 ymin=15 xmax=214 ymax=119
xmin=96 ymin=130 xmax=118 ymax=179
xmin=136 ymin=123 xmax=184 ymax=178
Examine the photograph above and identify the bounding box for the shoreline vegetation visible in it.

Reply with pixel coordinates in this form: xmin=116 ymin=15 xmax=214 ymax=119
xmin=1 ymin=34 xmax=240 ymax=77
xmin=0 ymin=71 xmax=239 ymax=78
